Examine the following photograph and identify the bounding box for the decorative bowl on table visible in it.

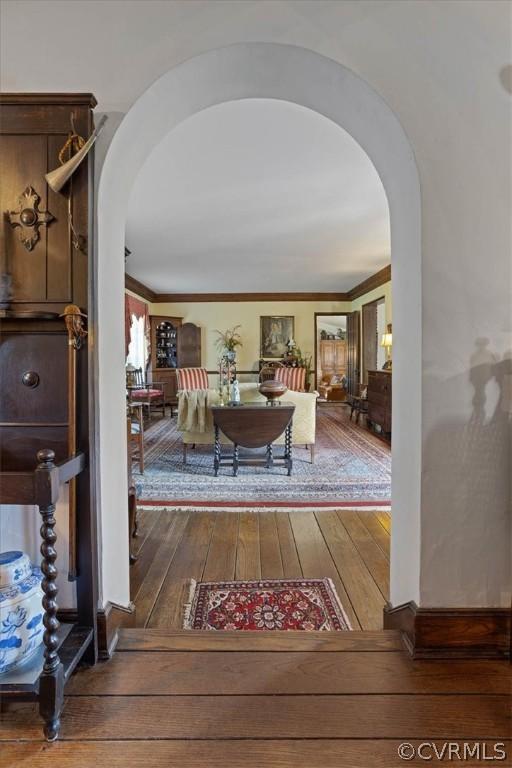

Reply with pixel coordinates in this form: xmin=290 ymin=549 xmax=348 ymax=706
xmin=0 ymin=551 xmax=44 ymax=674
xmin=258 ymin=380 xmax=288 ymax=405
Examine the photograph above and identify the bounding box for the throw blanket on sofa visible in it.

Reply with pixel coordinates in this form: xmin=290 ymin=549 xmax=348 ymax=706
xmin=177 ymin=389 xmax=219 ymax=433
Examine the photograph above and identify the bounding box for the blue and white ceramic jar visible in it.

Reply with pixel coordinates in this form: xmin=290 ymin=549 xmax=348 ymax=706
xmin=0 ymin=551 xmax=44 ymax=674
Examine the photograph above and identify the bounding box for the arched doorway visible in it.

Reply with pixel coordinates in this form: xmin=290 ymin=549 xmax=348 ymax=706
xmin=96 ymin=43 xmax=421 ymax=612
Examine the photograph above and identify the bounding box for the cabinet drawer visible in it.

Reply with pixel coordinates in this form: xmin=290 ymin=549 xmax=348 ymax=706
xmin=369 ymin=390 xmax=391 ymax=407
xmin=368 ymin=374 xmax=392 ymax=396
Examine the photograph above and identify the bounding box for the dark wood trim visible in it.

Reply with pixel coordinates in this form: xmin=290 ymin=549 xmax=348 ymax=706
xmin=97 ymin=602 xmax=136 ymax=659
xmin=125 ymin=267 xmax=391 ymax=305
xmin=153 ymin=292 xmax=350 ymax=303
xmin=361 ymin=295 xmax=385 ymax=383
xmin=347 ymin=265 xmax=391 ymax=301
xmin=0 ymin=93 xmax=98 ymax=106
xmin=383 ymin=601 xmax=511 ymax=659
xmin=125 ymin=274 xmax=156 ymax=303
xmin=59 ymin=601 xmax=136 ymax=660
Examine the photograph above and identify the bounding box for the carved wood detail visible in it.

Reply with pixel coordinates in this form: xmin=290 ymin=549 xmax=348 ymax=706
xmin=8 ymin=185 xmax=55 ymax=251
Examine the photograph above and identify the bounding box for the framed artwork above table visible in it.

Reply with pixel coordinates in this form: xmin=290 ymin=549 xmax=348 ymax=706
xmin=260 ymin=315 xmax=294 ymax=359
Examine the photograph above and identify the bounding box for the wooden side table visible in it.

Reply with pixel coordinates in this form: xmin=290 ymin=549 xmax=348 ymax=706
xmin=211 ymin=402 xmax=295 ymax=477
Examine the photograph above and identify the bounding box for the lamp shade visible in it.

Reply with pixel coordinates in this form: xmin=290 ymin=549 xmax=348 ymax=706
xmin=380 ymin=323 xmax=393 ymax=348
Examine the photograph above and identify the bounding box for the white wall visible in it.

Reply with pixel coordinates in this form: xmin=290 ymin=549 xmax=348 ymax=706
xmin=1 ymin=1 xmax=509 ymax=610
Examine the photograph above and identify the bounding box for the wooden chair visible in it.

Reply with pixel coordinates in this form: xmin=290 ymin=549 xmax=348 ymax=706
xmin=176 ymin=367 xmax=209 ymax=390
xmin=127 ymin=403 xmax=144 ymax=473
xmin=274 ymin=366 xmax=307 ymax=392
xmin=127 ymin=366 xmax=165 ymax=420
xmin=348 ymin=384 xmax=369 ymax=423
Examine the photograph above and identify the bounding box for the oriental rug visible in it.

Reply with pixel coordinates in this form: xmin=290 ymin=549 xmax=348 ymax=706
xmin=135 ymin=406 xmax=391 ymax=505
xmin=184 ymin=578 xmax=352 ymax=631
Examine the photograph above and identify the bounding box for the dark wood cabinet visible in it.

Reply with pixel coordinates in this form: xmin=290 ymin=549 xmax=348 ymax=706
xmin=0 ymin=93 xmax=98 ymax=741
xmin=367 ymin=370 xmax=392 ymax=438
xmin=149 ymin=315 xmax=201 ymax=406
xmin=0 ymin=94 xmax=94 ymax=314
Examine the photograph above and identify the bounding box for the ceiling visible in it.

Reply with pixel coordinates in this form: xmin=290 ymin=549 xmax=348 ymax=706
xmin=125 ymin=98 xmax=390 ymax=293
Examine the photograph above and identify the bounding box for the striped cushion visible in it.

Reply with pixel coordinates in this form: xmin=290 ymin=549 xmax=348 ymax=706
xmin=177 ymin=367 xmax=209 ymax=390
xmin=275 ymin=367 xmax=306 ymax=392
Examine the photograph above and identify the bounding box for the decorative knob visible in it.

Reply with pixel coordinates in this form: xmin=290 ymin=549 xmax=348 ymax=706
xmin=37 ymin=448 xmax=55 ymax=466
xmin=21 ymin=370 xmax=39 ymax=388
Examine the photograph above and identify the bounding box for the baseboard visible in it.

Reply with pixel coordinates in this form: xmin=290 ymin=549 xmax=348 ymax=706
xmin=58 ymin=601 xmax=136 ymax=660
xmin=383 ymin=601 xmax=511 ymax=659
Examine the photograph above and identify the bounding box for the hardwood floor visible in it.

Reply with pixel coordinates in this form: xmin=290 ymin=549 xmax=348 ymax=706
xmin=129 ymin=508 xmax=391 ymax=631
xmin=3 ymin=629 xmax=511 ymax=766
xmin=5 ymin=510 xmax=509 ymax=765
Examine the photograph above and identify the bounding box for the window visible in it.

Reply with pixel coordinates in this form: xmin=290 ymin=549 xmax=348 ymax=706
xmin=126 ymin=314 xmax=147 ymax=371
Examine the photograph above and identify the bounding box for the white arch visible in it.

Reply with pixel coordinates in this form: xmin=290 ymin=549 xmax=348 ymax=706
xmin=97 ymin=43 xmax=421 ymax=609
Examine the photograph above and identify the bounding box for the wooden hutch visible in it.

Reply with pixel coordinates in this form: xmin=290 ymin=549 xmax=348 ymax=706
xmin=0 ymin=93 xmax=99 ymax=740
xmin=150 ymin=315 xmax=201 ymax=406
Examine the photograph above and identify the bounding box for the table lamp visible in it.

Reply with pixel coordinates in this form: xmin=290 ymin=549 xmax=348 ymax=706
xmin=380 ymin=324 xmax=393 ymax=370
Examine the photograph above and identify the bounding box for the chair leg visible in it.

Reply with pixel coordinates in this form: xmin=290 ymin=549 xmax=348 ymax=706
xmin=138 ymin=431 xmax=144 ymax=474
xmin=310 ymin=444 xmax=315 ymax=464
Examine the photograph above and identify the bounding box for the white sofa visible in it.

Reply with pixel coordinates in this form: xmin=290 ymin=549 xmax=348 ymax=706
xmin=178 ymin=383 xmax=318 ymax=463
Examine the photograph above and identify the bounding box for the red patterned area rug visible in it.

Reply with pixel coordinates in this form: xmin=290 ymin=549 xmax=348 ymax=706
xmin=184 ymin=578 xmax=352 ymax=631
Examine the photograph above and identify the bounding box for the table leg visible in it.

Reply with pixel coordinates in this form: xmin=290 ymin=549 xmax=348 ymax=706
xmin=233 ymin=443 xmax=239 ymax=476
xmin=266 ymin=443 xmax=274 ymax=469
xmin=214 ymin=424 xmax=220 ymax=477
xmin=285 ymin=423 xmax=293 ymax=476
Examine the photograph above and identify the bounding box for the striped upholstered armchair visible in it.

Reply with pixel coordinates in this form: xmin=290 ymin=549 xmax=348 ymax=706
xmin=176 ymin=367 xmax=209 ymax=391
xmin=274 ymin=366 xmax=307 ymax=392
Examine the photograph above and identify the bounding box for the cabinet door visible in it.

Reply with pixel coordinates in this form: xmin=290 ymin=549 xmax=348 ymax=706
xmin=335 ymin=340 xmax=347 ymax=372
xmin=320 ymin=341 xmax=335 ymax=372
xmin=178 ymin=323 xmax=201 ymax=367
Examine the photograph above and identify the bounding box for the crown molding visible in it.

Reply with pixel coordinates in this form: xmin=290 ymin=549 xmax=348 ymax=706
xmin=347 ymin=264 xmax=391 ymax=301
xmin=125 ymin=265 xmax=391 ymax=304
xmin=153 ymin=291 xmax=350 ymax=303
xmin=125 ymin=274 xmax=156 ymax=302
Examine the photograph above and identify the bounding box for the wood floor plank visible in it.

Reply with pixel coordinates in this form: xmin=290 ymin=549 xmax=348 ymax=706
xmin=357 ymin=510 xmax=391 ymax=559
xmin=117 ymin=628 xmax=404 ymax=651
xmin=315 ymin=510 xmax=385 ymax=630
xmin=376 ymin=510 xmax=391 ymax=533
xmin=202 ymin=511 xmax=239 ymax=581
xmin=66 ymin=651 xmax=511 ymax=696
xmin=259 ymin=512 xmax=284 ymax=578
xmin=129 ymin=510 xmax=165 ymax=598
xmin=134 ymin=511 xmax=189 ymax=627
xmin=147 ymin=511 xmax=215 ymax=629
xmin=3 ymin=695 xmax=509 ymax=741
xmin=130 ymin=508 xmax=150 ymax=557
xmin=337 ymin=510 xmax=390 ymax=599
xmin=6 ymin=741 xmax=512 ymax=768
xmin=235 ymin=511 xmax=261 ymax=580
xmin=275 ymin=512 xmax=303 ymax=577
xmin=289 ymin=512 xmax=360 ymax=629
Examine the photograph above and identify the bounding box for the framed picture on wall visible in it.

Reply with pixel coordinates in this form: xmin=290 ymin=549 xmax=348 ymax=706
xmin=260 ymin=316 xmax=294 ymax=358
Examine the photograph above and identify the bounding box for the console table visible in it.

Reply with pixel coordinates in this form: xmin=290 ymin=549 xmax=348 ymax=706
xmin=211 ymin=402 xmax=295 ymax=476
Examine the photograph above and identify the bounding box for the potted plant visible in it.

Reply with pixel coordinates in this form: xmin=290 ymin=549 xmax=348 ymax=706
xmin=214 ymin=325 xmax=243 ymax=362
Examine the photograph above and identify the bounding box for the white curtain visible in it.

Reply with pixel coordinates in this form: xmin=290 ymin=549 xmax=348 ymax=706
xmin=126 ymin=314 xmax=147 ymax=371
